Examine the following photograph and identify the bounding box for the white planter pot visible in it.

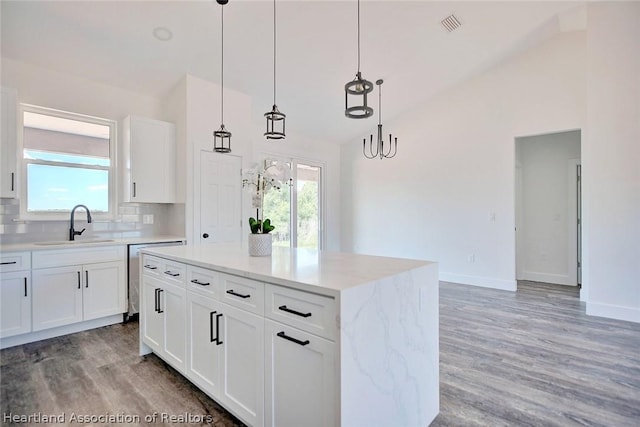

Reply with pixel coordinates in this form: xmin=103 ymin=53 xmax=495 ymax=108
xmin=248 ymin=233 xmax=272 ymax=257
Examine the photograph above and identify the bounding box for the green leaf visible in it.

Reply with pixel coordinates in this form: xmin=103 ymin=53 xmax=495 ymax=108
xmin=249 ymin=217 xmax=261 ymax=234
xmin=262 ymin=218 xmax=275 ymax=234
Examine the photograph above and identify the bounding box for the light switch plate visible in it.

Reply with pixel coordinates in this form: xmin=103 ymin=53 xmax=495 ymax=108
xmin=143 ymin=214 xmax=154 ymax=224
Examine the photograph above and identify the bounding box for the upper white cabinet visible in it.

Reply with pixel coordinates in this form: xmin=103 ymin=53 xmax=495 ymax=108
xmin=0 ymin=87 xmax=18 ymax=198
xmin=122 ymin=116 xmax=176 ymax=203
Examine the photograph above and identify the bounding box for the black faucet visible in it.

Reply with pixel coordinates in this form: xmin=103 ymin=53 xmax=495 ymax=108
xmin=69 ymin=204 xmax=92 ymax=241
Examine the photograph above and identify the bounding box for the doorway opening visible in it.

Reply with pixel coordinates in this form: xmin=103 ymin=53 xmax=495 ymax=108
xmin=515 ymin=130 xmax=582 ymax=292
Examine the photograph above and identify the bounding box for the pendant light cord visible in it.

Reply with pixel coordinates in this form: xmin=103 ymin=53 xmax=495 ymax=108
xmin=221 ymin=4 xmax=225 ymax=125
xmin=378 ymin=83 xmax=382 ymax=124
xmin=273 ymin=0 xmax=277 ymax=105
xmin=357 ymin=0 xmax=361 ymax=73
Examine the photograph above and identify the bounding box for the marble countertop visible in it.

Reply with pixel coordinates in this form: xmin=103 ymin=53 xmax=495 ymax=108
xmin=142 ymin=244 xmax=434 ymax=295
xmin=0 ymin=235 xmax=186 ymax=252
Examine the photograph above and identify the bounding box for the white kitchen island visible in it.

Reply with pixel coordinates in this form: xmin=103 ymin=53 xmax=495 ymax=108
xmin=139 ymin=244 xmax=439 ymax=427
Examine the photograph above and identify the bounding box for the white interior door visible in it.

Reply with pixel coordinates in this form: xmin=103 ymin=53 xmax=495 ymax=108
xmin=198 ymin=150 xmax=241 ymax=244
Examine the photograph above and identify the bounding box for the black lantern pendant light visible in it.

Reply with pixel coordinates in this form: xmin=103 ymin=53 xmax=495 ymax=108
xmin=264 ymin=0 xmax=286 ymax=140
xmin=363 ymin=79 xmax=398 ymax=160
xmin=214 ymin=0 xmax=231 ymax=153
xmin=344 ymin=0 xmax=373 ymax=119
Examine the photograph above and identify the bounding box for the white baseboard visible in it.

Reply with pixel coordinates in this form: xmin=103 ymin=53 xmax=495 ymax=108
xmin=520 ymin=271 xmax=576 ymax=286
xmin=0 ymin=314 xmax=124 ymax=349
xmin=439 ymin=272 xmax=517 ymax=291
xmin=587 ymin=302 xmax=640 ymax=323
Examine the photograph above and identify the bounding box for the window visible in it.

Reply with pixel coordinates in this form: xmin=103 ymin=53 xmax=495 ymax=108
xmin=263 ymin=159 xmax=323 ymax=249
xmin=20 ymin=105 xmax=115 ymax=218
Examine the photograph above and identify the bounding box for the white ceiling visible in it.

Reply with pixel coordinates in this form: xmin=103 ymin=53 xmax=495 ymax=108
xmin=1 ymin=1 xmax=584 ymax=143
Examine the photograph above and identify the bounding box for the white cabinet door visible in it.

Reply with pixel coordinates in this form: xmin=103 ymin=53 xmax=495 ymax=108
xmin=162 ymin=281 xmax=186 ymax=371
xmin=265 ymin=320 xmax=336 ymax=427
xmin=219 ymin=302 xmax=264 ymax=427
xmin=123 ymin=116 xmax=176 ymax=203
xmin=0 ymin=87 xmax=17 ymax=198
xmin=83 ymin=261 xmax=126 ymax=321
xmin=0 ymin=271 xmax=31 ymax=338
xmin=187 ymin=292 xmax=221 ymax=396
xmin=141 ymin=275 xmax=163 ymax=353
xmin=32 ymin=266 xmax=83 ymax=331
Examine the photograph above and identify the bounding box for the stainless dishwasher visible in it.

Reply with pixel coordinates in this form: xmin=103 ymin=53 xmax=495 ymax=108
xmin=127 ymin=240 xmax=184 ymax=319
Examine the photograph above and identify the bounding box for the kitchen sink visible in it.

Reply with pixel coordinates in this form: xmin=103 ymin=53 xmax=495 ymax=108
xmin=34 ymin=239 xmax=116 ymax=246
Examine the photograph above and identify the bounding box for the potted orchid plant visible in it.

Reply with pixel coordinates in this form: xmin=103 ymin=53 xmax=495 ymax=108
xmin=242 ymin=159 xmax=291 ymax=256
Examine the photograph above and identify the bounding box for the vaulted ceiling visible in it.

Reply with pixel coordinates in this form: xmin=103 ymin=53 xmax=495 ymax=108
xmin=1 ymin=1 xmax=584 ymax=143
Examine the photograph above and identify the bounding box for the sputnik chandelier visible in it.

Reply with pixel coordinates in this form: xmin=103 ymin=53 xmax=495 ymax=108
xmin=363 ymin=79 xmax=398 ymax=160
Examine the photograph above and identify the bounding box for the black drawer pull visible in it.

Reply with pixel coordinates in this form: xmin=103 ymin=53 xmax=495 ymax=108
xmin=0 ymin=261 xmax=17 ymax=265
xmin=164 ymin=271 xmax=180 ymax=277
xmin=143 ymin=265 xmax=158 ymax=270
xmin=277 ymin=331 xmax=310 ymax=346
xmin=215 ymin=313 xmax=223 ymax=346
xmin=226 ymin=289 xmax=250 ymax=299
xmin=191 ymin=279 xmax=210 ymax=286
xmin=278 ymin=305 xmax=312 ymax=318
xmin=157 ymin=289 xmax=164 ymax=313
xmin=210 ymin=311 xmax=217 ymax=342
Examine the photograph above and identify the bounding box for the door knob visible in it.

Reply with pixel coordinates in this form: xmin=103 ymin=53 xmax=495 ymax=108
xmin=202 ymin=233 xmax=209 ymax=238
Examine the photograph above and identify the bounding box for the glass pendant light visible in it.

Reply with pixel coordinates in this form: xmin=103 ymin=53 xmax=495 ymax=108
xmin=264 ymin=0 xmax=286 ymax=140
xmin=214 ymin=0 xmax=231 ymax=153
xmin=344 ymin=0 xmax=373 ymax=119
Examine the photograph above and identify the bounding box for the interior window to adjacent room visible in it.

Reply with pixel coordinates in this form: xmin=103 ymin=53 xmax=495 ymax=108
xmin=20 ymin=105 xmax=115 ymax=219
xmin=263 ymin=158 xmax=323 ymax=250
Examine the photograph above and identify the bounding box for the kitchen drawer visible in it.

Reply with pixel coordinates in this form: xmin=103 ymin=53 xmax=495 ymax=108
xmin=0 ymin=252 xmax=30 ymax=272
xmin=161 ymin=260 xmax=186 ymax=286
xmin=220 ymin=273 xmax=264 ymax=316
xmin=32 ymin=246 xmax=125 ymax=269
xmin=187 ymin=265 xmax=219 ymax=298
xmin=265 ymin=284 xmax=336 ymax=341
xmin=141 ymin=255 xmax=162 ymax=277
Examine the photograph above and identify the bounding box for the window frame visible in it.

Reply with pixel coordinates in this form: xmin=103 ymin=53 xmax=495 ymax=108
xmin=19 ymin=104 xmax=117 ymax=221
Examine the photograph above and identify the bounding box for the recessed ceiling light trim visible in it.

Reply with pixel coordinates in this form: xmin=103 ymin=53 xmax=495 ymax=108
xmin=441 ymin=14 xmax=462 ymax=33
xmin=153 ymin=27 xmax=173 ymax=41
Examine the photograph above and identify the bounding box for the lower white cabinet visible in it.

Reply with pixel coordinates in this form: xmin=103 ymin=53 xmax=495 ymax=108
xmin=264 ymin=320 xmax=335 ymax=427
xmin=32 ymin=261 xmax=125 ymax=331
xmin=143 ymin=255 xmax=335 ymax=427
xmin=142 ymin=275 xmax=186 ymax=371
xmin=187 ymin=292 xmax=264 ymax=427
xmin=0 ymin=271 xmax=31 ymax=338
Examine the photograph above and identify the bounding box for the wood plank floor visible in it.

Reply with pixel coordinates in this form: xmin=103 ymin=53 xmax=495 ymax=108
xmin=1 ymin=281 xmax=638 ymax=426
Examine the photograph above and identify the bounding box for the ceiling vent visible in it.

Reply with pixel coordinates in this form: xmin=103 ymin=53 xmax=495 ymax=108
xmin=441 ymin=14 xmax=462 ymax=33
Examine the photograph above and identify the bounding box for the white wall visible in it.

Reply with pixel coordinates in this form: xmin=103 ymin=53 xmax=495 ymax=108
xmin=516 ymin=130 xmax=581 ymax=286
xmin=583 ymin=2 xmax=640 ymax=322
xmin=341 ymin=30 xmax=586 ymax=291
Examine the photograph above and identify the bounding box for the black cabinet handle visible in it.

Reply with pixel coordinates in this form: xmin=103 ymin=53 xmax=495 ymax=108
xmin=202 ymin=233 xmax=209 ymax=239
xmin=24 ymin=277 xmax=27 ymax=297
xmin=0 ymin=261 xmax=17 ymax=265
xmin=226 ymin=289 xmax=250 ymax=299
xmin=164 ymin=271 xmax=180 ymax=277
xmin=278 ymin=305 xmax=312 ymax=318
xmin=143 ymin=265 xmax=157 ymax=270
xmin=133 ymin=182 xmax=136 ymax=197
xmin=277 ymin=331 xmax=310 ymax=346
xmin=77 ymin=271 xmax=81 ymax=289
xmin=85 ymin=270 xmax=89 ymax=288
xmin=154 ymin=288 xmax=160 ymax=312
xmin=11 ymin=172 xmax=14 ymax=191
xmin=210 ymin=311 xmax=217 ymax=342
xmin=191 ymin=279 xmax=210 ymax=286
xmin=157 ymin=289 xmax=164 ymax=313
xmin=215 ymin=313 xmax=223 ymax=345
